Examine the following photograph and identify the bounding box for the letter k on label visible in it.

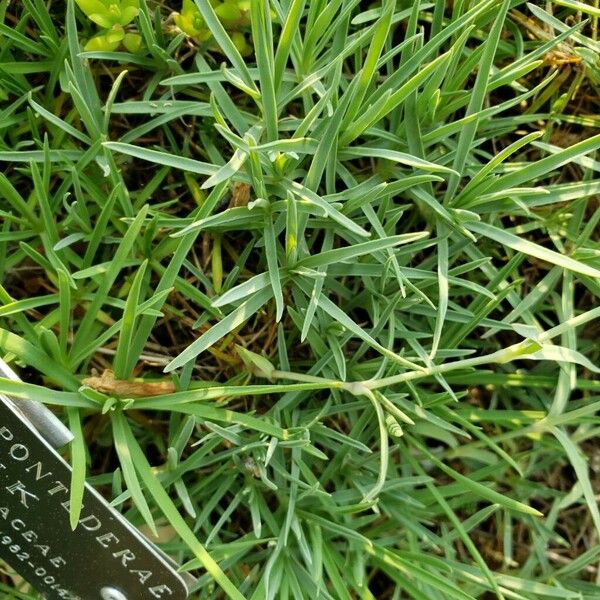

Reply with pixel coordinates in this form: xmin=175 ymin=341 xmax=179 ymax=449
xmin=6 ymin=480 xmax=39 ymax=508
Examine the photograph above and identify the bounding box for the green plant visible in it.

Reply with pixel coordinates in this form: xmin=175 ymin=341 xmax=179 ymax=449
xmin=1 ymin=1 xmax=600 ymax=599
xmin=75 ymin=0 xmax=142 ymax=51
xmin=173 ymin=0 xmax=252 ymax=56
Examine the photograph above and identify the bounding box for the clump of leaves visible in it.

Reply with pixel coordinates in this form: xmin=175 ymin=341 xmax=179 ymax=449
xmin=75 ymin=0 xmax=142 ymax=52
xmin=173 ymin=0 xmax=252 ymax=56
xmin=2 ymin=1 xmax=600 ymax=599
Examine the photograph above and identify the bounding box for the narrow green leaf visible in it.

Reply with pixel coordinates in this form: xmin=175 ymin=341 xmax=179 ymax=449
xmin=468 ymin=221 xmax=600 ymax=278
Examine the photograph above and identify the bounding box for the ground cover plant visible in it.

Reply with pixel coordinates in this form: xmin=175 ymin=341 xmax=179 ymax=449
xmin=1 ymin=0 xmax=600 ymax=598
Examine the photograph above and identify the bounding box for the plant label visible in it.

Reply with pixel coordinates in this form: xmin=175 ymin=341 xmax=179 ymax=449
xmin=0 ymin=393 xmax=192 ymax=600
